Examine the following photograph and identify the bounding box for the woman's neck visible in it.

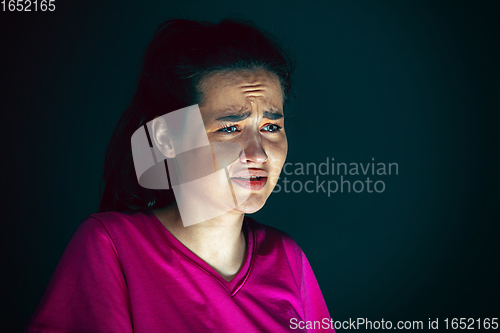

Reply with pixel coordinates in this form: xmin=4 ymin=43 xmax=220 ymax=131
xmin=152 ymin=202 xmax=246 ymax=282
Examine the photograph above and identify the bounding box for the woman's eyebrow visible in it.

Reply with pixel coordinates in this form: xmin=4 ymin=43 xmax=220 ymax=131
xmin=263 ymin=111 xmax=283 ymax=120
xmin=215 ymin=110 xmax=283 ymax=122
xmin=215 ymin=111 xmax=251 ymax=122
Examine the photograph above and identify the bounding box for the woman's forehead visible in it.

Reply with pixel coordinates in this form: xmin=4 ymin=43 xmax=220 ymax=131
xmin=199 ymin=70 xmax=283 ymax=111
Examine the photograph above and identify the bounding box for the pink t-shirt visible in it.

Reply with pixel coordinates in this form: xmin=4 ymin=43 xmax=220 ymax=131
xmin=25 ymin=210 xmax=334 ymax=332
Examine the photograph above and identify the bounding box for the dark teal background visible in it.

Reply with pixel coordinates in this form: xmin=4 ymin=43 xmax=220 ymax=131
xmin=2 ymin=0 xmax=498 ymax=331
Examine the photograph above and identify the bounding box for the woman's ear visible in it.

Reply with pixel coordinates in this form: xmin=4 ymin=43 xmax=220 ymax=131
xmin=151 ymin=116 xmax=176 ymax=158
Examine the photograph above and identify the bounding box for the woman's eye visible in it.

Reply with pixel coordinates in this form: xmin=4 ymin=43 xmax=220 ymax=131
xmin=262 ymin=124 xmax=282 ymax=132
xmin=217 ymin=125 xmax=240 ymax=133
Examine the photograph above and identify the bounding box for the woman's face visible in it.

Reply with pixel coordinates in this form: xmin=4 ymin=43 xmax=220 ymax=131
xmin=199 ymin=69 xmax=287 ymax=214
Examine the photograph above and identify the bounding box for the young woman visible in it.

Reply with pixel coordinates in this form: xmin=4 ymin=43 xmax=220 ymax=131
xmin=25 ymin=18 xmax=334 ymax=332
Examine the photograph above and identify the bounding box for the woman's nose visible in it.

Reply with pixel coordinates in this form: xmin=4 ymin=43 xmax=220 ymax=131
xmin=239 ymin=132 xmax=268 ymax=165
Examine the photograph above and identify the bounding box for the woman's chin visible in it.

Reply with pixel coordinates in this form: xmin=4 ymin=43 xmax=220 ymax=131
xmin=235 ymin=196 xmax=268 ymax=214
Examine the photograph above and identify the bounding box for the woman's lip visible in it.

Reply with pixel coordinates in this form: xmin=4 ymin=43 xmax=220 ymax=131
xmin=230 ymin=177 xmax=268 ymax=191
xmin=231 ymin=169 xmax=269 ymax=178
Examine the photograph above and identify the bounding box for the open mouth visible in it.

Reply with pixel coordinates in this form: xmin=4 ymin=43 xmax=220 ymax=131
xmin=230 ymin=176 xmax=268 ymax=190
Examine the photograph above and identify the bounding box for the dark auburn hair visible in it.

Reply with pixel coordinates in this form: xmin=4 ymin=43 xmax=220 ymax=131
xmin=98 ymin=17 xmax=296 ymax=213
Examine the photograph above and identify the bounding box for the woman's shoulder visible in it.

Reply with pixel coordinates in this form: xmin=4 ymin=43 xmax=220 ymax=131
xmin=83 ymin=209 xmax=149 ymax=230
xmin=87 ymin=209 xmax=142 ymax=223
xmin=69 ymin=210 xmax=135 ymax=240
xmin=75 ymin=209 xmax=157 ymax=244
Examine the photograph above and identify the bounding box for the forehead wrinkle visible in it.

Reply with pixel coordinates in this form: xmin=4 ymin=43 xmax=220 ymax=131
xmin=240 ymin=83 xmax=268 ymax=89
xmin=243 ymin=92 xmax=266 ymax=99
xmin=242 ymin=88 xmax=266 ymax=92
xmin=241 ymin=85 xmax=268 ymax=97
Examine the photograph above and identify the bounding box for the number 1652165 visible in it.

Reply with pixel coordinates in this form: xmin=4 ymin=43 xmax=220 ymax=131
xmin=2 ymin=0 xmax=56 ymax=11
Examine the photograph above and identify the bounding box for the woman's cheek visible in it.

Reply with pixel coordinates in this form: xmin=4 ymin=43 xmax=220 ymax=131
xmin=271 ymin=133 xmax=287 ymax=166
xmin=266 ymin=139 xmax=288 ymax=180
